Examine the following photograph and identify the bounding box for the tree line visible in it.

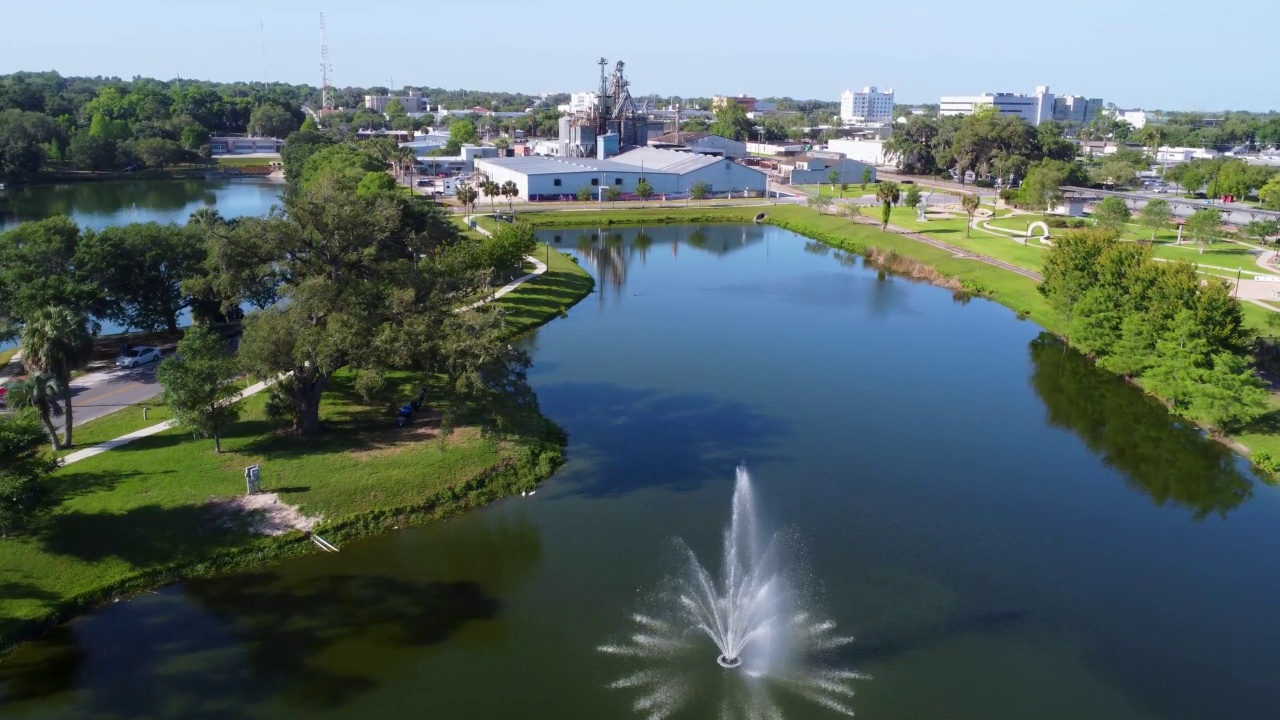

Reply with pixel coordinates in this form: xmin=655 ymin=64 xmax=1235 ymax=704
xmin=1039 ymin=228 xmax=1268 ymax=434
xmin=0 ymin=72 xmax=306 ymax=178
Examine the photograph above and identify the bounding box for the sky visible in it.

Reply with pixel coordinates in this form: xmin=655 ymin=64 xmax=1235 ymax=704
xmin=1 ymin=0 xmax=1275 ymax=111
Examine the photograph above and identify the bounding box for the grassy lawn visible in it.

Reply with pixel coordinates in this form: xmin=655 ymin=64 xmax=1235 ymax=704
xmin=1148 ymin=242 xmax=1268 ymax=276
xmin=497 ymin=244 xmax=595 ymax=335
xmin=0 ymin=370 xmax=562 ymax=649
xmin=0 ymin=347 xmax=17 ymax=368
xmin=793 ymin=183 xmax=878 ymax=199
xmin=57 ymin=403 xmax=174 ymax=457
xmin=878 ymin=207 xmax=1049 ymax=273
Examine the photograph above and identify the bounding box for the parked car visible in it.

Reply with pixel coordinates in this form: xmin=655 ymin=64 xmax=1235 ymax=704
xmin=116 ymin=346 xmax=161 ymax=368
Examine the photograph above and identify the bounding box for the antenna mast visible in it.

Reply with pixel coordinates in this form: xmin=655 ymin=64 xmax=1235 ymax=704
xmin=320 ymin=12 xmax=334 ymax=114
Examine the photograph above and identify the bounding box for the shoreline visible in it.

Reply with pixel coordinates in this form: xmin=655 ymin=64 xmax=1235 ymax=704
xmin=0 ymin=246 xmax=594 ymax=656
xmin=510 ymin=204 xmax=1279 ymax=477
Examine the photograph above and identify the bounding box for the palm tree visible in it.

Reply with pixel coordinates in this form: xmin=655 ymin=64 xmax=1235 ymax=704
xmin=394 ymin=147 xmax=417 ymax=183
xmin=961 ymin=193 xmax=981 ymax=237
xmin=875 ymin=181 xmax=901 ymax=231
xmin=501 ymin=180 xmax=519 ymax=214
xmin=8 ymin=373 xmax=66 ymax=451
xmin=20 ymin=306 xmax=93 ymax=449
xmin=187 ymin=207 xmax=224 ymax=229
xmin=481 ymin=179 xmax=500 ymax=215
xmin=455 ymin=185 xmax=477 ymax=215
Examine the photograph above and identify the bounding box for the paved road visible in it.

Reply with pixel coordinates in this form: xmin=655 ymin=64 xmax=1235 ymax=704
xmin=69 ymin=361 xmax=165 ymax=426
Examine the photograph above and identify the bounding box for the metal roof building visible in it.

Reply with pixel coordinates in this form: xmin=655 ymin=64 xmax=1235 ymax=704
xmin=474 ymin=148 xmax=766 ymax=201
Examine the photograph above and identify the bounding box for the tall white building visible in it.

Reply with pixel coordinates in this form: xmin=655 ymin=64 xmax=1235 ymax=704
xmin=940 ymin=86 xmax=1054 ymax=126
xmin=1052 ymin=95 xmax=1105 ymax=125
xmin=840 ymin=87 xmax=894 ymax=125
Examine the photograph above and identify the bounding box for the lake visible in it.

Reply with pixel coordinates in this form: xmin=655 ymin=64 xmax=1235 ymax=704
xmin=0 ymin=178 xmax=284 ymax=344
xmin=1 ymin=224 xmax=1278 ymax=720
xmin=0 ymin=178 xmax=284 ymax=233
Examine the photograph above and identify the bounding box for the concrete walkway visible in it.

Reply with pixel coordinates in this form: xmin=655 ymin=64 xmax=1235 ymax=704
xmin=460 ymin=216 xmax=548 ymax=310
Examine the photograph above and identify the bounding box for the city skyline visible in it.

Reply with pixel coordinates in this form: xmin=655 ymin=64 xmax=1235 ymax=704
xmin=1 ymin=0 xmax=1276 ymax=111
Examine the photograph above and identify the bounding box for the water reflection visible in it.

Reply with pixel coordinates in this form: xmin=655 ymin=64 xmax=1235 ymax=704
xmin=0 ymin=512 xmax=541 ymax=717
xmin=545 ymin=225 xmax=764 ymax=303
xmin=1028 ymin=334 xmax=1253 ymax=519
xmin=0 ymin=179 xmax=281 ymax=232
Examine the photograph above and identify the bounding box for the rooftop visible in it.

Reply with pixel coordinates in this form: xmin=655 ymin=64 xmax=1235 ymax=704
xmin=476 ymin=147 xmax=730 ymax=176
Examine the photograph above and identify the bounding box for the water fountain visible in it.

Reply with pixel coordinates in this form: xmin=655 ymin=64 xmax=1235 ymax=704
xmin=600 ymin=466 xmax=867 ymax=719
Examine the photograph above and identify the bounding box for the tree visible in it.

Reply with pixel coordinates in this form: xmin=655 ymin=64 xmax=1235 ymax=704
xmin=576 ymin=186 xmax=594 ymax=202
xmin=603 ymin=186 xmax=622 ymax=207
xmin=0 ymin=412 xmax=59 ymax=538
xmin=708 ymin=102 xmax=753 ymax=141
xmin=156 ymin=327 xmax=242 ymax=452
xmin=1143 ymin=309 xmax=1212 ymax=410
xmin=456 ymin=184 xmax=479 ymax=213
xmin=248 ymin=103 xmax=297 ymax=138
xmin=447 ymin=120 xmax=478 ymax=153
xmin=501 ymin=179 xmax=519 ymax=213
xmin=861 ymin=167 xmax=872 ymax=190
xmin=807 ymin=194 xmax=832 ymax=214
xmin=493 ymin=136 xmax=511 ymax=151
xmin=635 ymin=177 xmax=654 ymax=206
xmin=1184 ymin=208 xmax=1223 ymax=254
xmin=0 ymin=109 xmax=60 ymax=179
xmin=1098 ymin=314 xmax=1158 ymax=378
xmin=1091 ymin=160 xmax=1137 ymax=189
xmin=19 ymin=306 xmax=93 ymax=449
xmin=76 ymin=222 xmax=206 ymax=333
xmin=875 ymin=181 xmax=900 ymax=230
xmin=1185 ymin=352 xmax=1269 ymax=432
xmin=0 ymin=215 xmax=96 ymax=336
xmin=280 ymin=129 xmax=338 ymax=184
xmin=1019 ymin=159 xmax=1070 ymax=211
xmin=133 ymin=137 xmax=183 ymax=168
xmin=212 ymin=172 xmax=469 ymax=436
xmin=961 ymin=193 xmax=981 ymax=237
xmin=1039 ymin=228 xmax=1118 ymax=323
xmin=1239 ymin=219 xmax=1280 ymax=250
xmin=902 ymin=185 xmax=922 ymax=212
xmin=1139 ymin=198 xmax=1173 ymax=241
xmin=1093 ymin=197 xmax=1131 ymax=233
xmin=383 ymin=98 xmax=406 ymax=118
xmin=827 ymin=170 xmax=840 ymax=194
xmin=66 ymin=131 xmax=118 ymax=170
xmin=481 ymin=178 xmax=500 ymax=214
xmin=7 ymin=373 xmax=65 ymax=451
xmin=1259 ymin=174 xmax=1280 ymax=210
xmin=689 ymin=181 xmax=711 ymax=201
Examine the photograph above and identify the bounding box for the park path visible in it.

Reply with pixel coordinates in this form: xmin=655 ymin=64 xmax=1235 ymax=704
xmin=60 ymin=230 xmax=552 ymax=466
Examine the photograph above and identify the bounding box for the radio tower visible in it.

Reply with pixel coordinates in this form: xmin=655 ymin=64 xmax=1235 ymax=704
xmin=319 ymin=12 xmax=334 ymax=114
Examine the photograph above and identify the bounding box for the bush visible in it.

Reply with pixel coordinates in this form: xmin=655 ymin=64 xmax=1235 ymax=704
xmin=1251 ymin=451 xmax=1280 ymax=481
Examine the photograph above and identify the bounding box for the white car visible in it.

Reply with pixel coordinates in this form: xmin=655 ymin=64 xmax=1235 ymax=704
xmin=116 ymin=346 xmax=161 ymax=368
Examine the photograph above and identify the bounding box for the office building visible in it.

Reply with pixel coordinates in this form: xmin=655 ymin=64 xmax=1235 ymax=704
xmin=840 ymin=87 xmax=895 ymax=124
xmin=364 ymin=90 xmax=429 ymax=114
xmin=940 ymin=86 xmax=1054 ymax=126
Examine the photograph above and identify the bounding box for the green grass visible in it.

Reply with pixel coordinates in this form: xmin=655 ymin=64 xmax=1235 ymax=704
xmin=0 ymin=370 xmax=563 ymax=650
xmin=497 ymin=244 xmax=595 ymax=334
xmin=0 ymin=347 xmax=17 ymax=368
xmin=57 ymin=403 xmax=174 ymax=457
xmin=1148 ymin=242 xmax=1267 ymax=276
xmin=793 ymin=183 xmax=878 ymax=199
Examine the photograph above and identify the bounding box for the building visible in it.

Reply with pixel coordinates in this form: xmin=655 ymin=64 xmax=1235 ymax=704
xmin=940 ymin=86 xmax=1054 ymax=126
xmin=473 ymin=147 xmax=767 ymax=201
xmin=1156 ymin=146 xmax=1221 ymax=164
xmin=364 ymin=90 xmax=429 ymax=114
xmin=745 ymin=140 xmax=807 ymax=156
xmin=713 ymin=95 xmax=757 ymax=113
xmin=778 ymin=152 xmax=876 ymax=186
xmin=647 ymin=132 xmax=747 ymax=160
xmin=824 ymin=138 xmax=893 ymax=166
xmin=1052 ymin=95 xmax=1105 ymax=125
xmin=565 ymin=92 xmax=598 ymax=114
xmin=840 ymin=87 xmax=894 ymax=125
xmin=1118 ymin=109 xmax=1151 ymax=130
xmin=208 ymin=135 xmax=284 ymax=155
xmin=356 ymin=129 xmax=413 ymax=142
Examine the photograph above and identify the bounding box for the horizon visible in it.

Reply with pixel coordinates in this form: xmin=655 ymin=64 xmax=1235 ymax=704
xmin=1 ymin=0 xmax=1276 ymax=112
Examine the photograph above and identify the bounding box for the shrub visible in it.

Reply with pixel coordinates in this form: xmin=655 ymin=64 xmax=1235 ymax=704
xmin=1251 ymin=451 xmax=1280 ymax=480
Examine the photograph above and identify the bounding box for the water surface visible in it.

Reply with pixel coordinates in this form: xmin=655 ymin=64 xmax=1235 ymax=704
xmin=2 ymin=224 xmax=1278 ymax=720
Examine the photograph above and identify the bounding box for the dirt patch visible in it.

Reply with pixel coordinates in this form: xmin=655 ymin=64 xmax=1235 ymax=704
xmin=209 ymin=493 xmax=322 ymax=536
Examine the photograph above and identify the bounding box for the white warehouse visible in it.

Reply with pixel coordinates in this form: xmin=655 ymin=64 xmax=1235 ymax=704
xmin=473 ymin=147 xmax=767 ymax=201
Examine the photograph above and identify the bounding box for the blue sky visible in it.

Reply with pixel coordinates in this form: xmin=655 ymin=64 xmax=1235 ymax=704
xmin=1 ymin=0 xmax=1273 ymax=111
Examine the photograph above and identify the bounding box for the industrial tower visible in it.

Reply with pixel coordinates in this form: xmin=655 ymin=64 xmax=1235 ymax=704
xmin=320 ymin=13 xmax=334 ymax=114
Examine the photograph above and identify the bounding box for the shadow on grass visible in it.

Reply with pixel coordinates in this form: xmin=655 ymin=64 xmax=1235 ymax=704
xmin=48 ymin=469 xmax=147 ymax=502
xmin=1239 ymin=409 xmax=1280 ymax=436
xmin=537 ymin=382 xmax=790 ymax=498
xmin=39 ymin=503 xmax=251 ymax=565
